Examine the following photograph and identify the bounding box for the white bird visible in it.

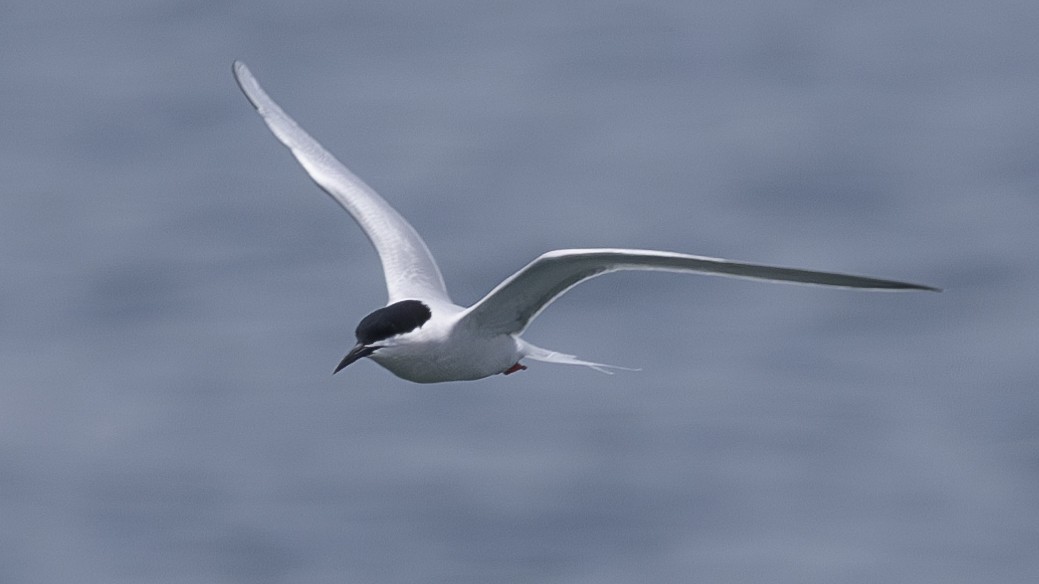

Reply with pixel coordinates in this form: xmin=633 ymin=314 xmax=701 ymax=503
xmin=232 ymin=61 xmax=939 ymax=384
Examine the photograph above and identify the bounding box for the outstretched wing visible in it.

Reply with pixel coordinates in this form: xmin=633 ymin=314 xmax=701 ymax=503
xmin=232 ymin=61 xmax=450 ymax=304
xmin=460 ymin=248 xmax=939 ymax=336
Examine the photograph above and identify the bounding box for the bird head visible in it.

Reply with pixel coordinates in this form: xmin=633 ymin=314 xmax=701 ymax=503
xmin=334 ymin=299 xmax=432 ymax=373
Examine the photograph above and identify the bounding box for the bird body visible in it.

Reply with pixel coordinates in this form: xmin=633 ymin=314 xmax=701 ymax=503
xmin=372 ymin=319 xmax=522 ymax=383
xmin=233 ymin=61 xmax=938 ymax=384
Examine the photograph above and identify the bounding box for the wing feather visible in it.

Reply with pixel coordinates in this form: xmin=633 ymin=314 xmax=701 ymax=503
xmin=460 ymin=248 xmax=939 ymax=336
xmin=233 ymin=61 xmax=450 ymax=303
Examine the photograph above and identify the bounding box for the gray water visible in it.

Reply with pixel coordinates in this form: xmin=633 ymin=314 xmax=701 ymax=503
xmin=2 ymin=1 xmax=1037 ymax=583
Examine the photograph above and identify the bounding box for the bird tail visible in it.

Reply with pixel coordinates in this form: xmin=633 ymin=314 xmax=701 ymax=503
xmin=518 ymin=340 xmax=640 ymax=375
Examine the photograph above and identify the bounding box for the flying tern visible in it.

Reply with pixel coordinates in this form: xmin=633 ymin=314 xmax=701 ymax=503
xmin=232 ymin=61 xmax=938 ymax=383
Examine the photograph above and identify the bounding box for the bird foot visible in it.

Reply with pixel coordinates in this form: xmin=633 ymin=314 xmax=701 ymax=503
xmin=503 ymin=362 xmax=528 ymax=375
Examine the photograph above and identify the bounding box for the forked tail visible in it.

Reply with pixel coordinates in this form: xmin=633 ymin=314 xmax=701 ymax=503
xmin=518 ymin=340 xmax=640 ymax=375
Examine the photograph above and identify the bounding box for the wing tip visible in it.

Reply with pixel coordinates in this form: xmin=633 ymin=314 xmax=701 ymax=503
xmin=885 ymin=282 xmax=942 ymax=292
xmin=231 ymin=60 xmax=265 ymax=112
xmin=231 ymin=59 xmax=248 ymax=80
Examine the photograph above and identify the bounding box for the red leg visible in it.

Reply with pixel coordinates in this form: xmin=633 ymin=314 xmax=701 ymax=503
xmin=503 ymin=362 xmax=528 ymax=375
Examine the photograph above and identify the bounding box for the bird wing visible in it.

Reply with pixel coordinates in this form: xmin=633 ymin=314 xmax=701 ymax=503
xmin=232 ymin=61 xmax=451 ymax=304
xmin=459 ymin=248 xmax=939 ymax=336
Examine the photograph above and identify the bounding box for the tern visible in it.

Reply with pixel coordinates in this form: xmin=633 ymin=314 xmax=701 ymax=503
xmin=232 ymin=61 xmax=938 ymax=383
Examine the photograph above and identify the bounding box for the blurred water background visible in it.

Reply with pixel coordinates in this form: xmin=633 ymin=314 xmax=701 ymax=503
xmin=1 ymin=1 xmax=1037 ymax=582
